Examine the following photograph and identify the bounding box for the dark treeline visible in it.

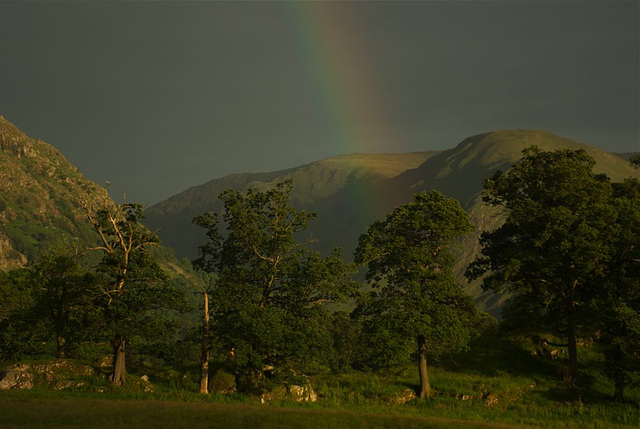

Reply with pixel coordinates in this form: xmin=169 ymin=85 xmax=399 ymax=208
xmin=0 ymin=148 xmax=638 ymax=402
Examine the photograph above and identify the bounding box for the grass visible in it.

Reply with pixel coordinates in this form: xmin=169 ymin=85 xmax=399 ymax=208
xmin=0 ymin=395 xmax=529 ymax=429
xmin=1 ymin=331 xmax=638 ymax=428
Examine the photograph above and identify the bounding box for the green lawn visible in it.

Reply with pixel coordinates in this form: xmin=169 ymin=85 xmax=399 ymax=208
xmin=0 ymin=396 xmax=526 ymax=429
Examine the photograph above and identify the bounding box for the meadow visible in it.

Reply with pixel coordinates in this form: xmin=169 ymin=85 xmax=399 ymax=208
xmin=2 ymin=330 xmax=638 ymax=428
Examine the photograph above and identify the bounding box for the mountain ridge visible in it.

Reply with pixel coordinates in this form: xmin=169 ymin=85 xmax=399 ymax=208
xmin=1 ymin=115 xmax=636 ymax=315
xmin=144 ymin=129 xmax=638 ymax=315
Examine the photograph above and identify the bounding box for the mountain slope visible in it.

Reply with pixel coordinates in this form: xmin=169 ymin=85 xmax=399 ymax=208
xmin=0 ymin=116 xmax=106 ymax=269
xmin=0 ymin=117 xmax=203 ymax=298
xmin=145 ymin=152 xmax=437 ymax=258
xmin=145 ymin=129 xmax=638 ymax=315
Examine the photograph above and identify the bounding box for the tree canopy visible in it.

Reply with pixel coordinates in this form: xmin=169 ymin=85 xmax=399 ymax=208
xmin=468 ymin=146 xmax=617 ymax=385
xmin=193 ymin=180 xmax=357 ymax=391
xmin=81 ymin=188 xmax=183 ymax=385
xmin=354 ymin=190 xmax=476 ymax=398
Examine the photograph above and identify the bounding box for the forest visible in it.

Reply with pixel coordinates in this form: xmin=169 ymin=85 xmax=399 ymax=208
xmin=1 ymin=146 xmax=639 ymax=428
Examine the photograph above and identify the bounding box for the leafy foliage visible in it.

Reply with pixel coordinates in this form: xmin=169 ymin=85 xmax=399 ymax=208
xmin=467 ymin=146 xmax=615 ymax=384
xmin=29 ymin=245 xmax=102 ymax=358
xmin=82 ymin=188 xmax=185 ymax=385
xmin=0 ymin=267 xmax=41 ymax=360
xmin=598 ymin=177 xmax=640 ymax=401
xmin=354 ymin=190 xmax=476 ymax=397
xmin=193 ymin=180 xmax=357 ymax=391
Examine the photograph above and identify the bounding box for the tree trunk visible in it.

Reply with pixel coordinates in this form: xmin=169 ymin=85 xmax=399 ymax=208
xmin=200 ymin=291 xmax=210 ymax=395
xmin=417 ymin=335 xmax=431 ymax=399
xmin=567 ymin=325 xmax=578 ymax=385
xmin=56 ymin=336 xmax=66 ymax=358
xmin=111 ymin=338 xmax=126 ymax=385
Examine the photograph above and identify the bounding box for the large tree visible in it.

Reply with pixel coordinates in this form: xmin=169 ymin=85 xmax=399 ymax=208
xmin=193 ymin=180 xmax=357 ymax=391
xmin=599 ymin=175 xmax=640 ymax=402
xmin=354 ymin=190 xmax=476 ymax=399
xmin=29 ymin=245 xmax=100 ymax=358
xmin=467 ymin=146 xmax=614 ymax=384
xmin=81 ymin=187 xmax=182 ymax=385
xmin=0 ymin=267 xmax=37 ymax=360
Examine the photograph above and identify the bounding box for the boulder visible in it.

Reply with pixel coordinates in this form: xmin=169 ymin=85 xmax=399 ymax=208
xmin=288 ymin=383 xmax=318 ymax=402
xmin=260 ymin=382 xmax=318 ymax=404
xmin=0 ymin=364 xmax=34 ymax=390
xmin=393 ymin=388 xmax=417 ymax=404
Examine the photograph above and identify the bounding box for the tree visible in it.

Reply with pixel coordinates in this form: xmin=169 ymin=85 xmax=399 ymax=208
xmin=599 ymin=177 xmax=640 ymax=402
xmin=193 ymin=180 xmax=357 ymax=391
xmin=81 ymin=186 xmax=182 ymax=385
xmin=198 ymin=274 xmax=216 ymax=394
xmin=354 ymin=190 xmax=476 ymax=399
xmin=0 ymin=267 xmax=38 ymax=360
xmin=29 ymin=245 xmax=100 ymax=358
xmin=467 ymin=146 xmax=613 ymax=385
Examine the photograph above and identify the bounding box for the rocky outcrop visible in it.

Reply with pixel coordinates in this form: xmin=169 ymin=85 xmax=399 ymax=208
xmin=0 ymin=364 xmax=34 ymax=390
xmin=391 ymin=388 xmax=417 ymax=404
xmin=0 ymin=360 xmax=95 ymax=391
xmin=260 ymin=381 xmax=318 ymax=404
xmin=288 ymin=383 xmax=318 ymax=402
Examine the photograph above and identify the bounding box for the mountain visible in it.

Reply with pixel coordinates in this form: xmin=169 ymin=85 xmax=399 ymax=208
xmin=0 ymin=116 xmax=203 ymax=297
xmin=614 ymin=152 xmax=639 ymax=162
xmin=145 ymin=152 xmax=437 ymax=258
xmin=0 ymin=116 xmax=107 ymax=269
xmin=145 ymin=129 xmax=638 ymax=315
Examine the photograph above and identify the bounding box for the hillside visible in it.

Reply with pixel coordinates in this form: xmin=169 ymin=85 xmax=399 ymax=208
xmin=145 ymin=152 xmax=437 ymax=258
xmin=145 ymin=129 xmax=638 ymax=315
xmin=0 ymin=116 xmax=105 ymax=269
xmin=0 ymin=117 xmax=202 ymax=294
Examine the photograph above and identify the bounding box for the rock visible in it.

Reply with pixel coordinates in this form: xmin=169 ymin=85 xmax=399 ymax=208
xmin=393 ymin=388 xmax=417 ymax=404
xmin=139 ymin=374 xmax=154 ymax=392
xmin=259 ymin=382 xmax=318 ymax=404
xmin=0 ymin=364 xmax=34 ymax=390
xmin=484 ymin=393 xmax=499 ymax=406
xmin=52 ymin=380 xmax=85 ymax=391
xmin=289 ymin=383 xmax=318 ymax=403
xmin=32 ymin=359 xmax=94 ymax=383
xmin=0 ymin=359 xmax=96 ymax=391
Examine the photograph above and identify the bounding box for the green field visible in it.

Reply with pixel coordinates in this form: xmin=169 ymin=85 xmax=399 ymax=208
xmin=0 ymin=396 xmax=529 ymax=429
xmin=1 ymin=332 xmax=638 ymax=428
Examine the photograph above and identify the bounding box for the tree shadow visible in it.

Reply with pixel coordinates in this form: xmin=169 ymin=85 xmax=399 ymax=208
xmin=439 ymin=329 xmax=560 ymax=379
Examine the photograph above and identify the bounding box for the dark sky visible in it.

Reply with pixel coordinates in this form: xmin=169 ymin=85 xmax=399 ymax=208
xmin=1 ymin=1 xmax=638 ymax=205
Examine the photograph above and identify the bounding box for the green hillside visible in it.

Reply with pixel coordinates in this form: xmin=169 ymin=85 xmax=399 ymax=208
xmin=382 ymin=130 xmax=639 ymax=312
xmin=144 ymin=151 xmax=436 ymax=258
xmin=145 ymin=129 xmax=638 ymax=315
xmin=0 ymin=117 xmax=202 ymax=293
xmin=0 ymin=116 xmax=104 ymax=269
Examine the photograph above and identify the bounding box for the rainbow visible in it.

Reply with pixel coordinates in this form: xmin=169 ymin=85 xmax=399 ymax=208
xmin=276 ymin=2 xmax=397 ymax=156
xmin=265 ymin=2 xmax=403 ymax=226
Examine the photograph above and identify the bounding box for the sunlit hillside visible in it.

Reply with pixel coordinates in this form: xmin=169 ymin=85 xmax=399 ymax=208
xmin=145 ymin=129 xmax=638 ymax=315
